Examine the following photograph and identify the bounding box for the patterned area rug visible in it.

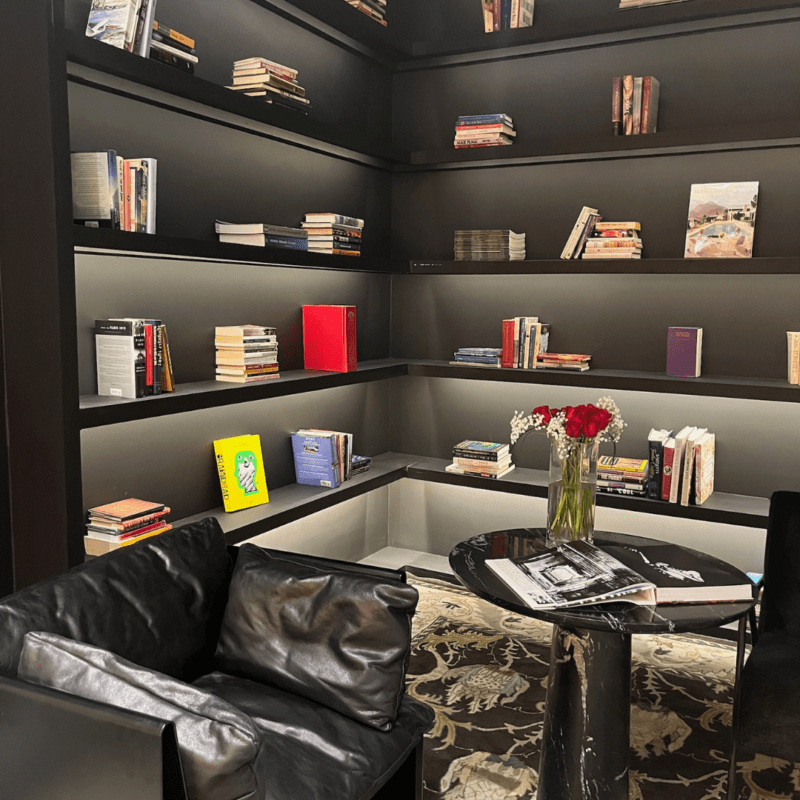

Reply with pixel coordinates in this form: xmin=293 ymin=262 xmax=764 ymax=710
xmin=406 ymin=572 xmax=795 ymax=800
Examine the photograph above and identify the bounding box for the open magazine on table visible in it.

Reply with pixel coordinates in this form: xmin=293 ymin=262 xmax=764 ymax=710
xmin=485 ymin=539 xmax=753 ymax=610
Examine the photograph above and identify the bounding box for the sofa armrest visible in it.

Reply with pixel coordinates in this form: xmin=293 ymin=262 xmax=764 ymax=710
xmin=0 ymin=674 xmax=186 ymax=800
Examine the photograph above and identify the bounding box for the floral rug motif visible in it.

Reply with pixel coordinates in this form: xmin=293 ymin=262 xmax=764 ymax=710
xmin=406 ymin=572 xmax=796 ymax=800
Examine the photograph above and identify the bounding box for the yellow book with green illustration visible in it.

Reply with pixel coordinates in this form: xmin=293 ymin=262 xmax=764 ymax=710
xmin=213 ymin=434 xmax=269 ymax=512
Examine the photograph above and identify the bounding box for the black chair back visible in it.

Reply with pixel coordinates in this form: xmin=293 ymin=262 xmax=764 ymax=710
xmin=761 ymin=491 xmax=800 ymax=635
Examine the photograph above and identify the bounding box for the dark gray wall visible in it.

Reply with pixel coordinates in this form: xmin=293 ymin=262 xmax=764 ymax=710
xmin=391 ymin=147 xmax=800 ymax=260
xmin=75 ymin=253 xmax=391 ymax=393
xmin=81 ymin=380 xmax=392 ymax=520
xmin=391 ymin=272 xmax=800 ymax=379
xmin=66 ymin=0 xmax=394 ymax=151
xmin=393 ymin=20 xmax=800 ymax=151
xmin=390 ymin=376 xmax=800 ymax=498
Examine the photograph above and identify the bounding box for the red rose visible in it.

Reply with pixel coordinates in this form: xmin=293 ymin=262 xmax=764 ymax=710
xmin=587 ymin=406 xmax=612 ymax=431
xmin=583 ymin=418 xmax=601 ymax=438
xmin=566 ymin=405 xmax=589 ymax=423
xmin=532 ymin=405 xmax=552 ymax=424
xmin=564 ymin=419 xmax=583 ymax=438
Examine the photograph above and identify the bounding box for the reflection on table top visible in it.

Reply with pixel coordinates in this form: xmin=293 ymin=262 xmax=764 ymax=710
xmin=449 ymin=528 xmax=756 ymax=635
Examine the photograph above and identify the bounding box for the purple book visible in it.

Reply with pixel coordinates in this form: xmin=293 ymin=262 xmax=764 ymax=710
xmin=667 ymin=327 xmax=703 ymax=377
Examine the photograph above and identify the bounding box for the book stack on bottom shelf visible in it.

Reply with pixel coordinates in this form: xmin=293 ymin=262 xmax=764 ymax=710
xmin=215 ymin=325 xmax=279 ymax=383
xmin=85 ymin=498 xmax=172 ymax=556
xmin=597 ymin=456 xmax=649 ymax=497
xmin=291 ymin=429 xmax=354 ymax=488
xmin=583 ymin=222 xmax=643 ymax=260
xmin=447 ymin=440 xmax=515 ymax=479
xmin=454 ymin=229 xmax=525 ymax=260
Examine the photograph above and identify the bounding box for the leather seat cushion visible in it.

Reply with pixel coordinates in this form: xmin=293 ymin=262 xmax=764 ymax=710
xmin=736 ymin=630 xmax=800 ymax=761
xmin=19 ymin=632 xmax=268 ymax=800
xmin=0 ymin=517 xmax=231 ymax=681
xmin=214 ymin=545 xmax=419 ymax=730
xmin=194 ymin=671 xmax=434 ymax=800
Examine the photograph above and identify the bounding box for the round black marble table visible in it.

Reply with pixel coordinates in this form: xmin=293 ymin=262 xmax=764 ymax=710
xmin=449 ymin=528 xmax=756 ymax=800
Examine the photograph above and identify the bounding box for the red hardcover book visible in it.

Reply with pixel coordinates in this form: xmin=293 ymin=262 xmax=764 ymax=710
xmin=144 ymin=322 xmax=154 ymax=394
xmin=302 ymin=305 xmax=357 ymax=372
xmin=661 ymin=437 xmax=676 ymax=501
xmin=493 ymin=0 xmax=501 ymax=30
xmin=501 ymin=319 xmax=515 ymax=368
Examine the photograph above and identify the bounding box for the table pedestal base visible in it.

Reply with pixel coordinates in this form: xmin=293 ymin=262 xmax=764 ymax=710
xmin=537 ymin=624 xmax=632 ymax=800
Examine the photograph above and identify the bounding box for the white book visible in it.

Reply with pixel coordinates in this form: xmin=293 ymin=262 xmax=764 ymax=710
xmin=680 ymin=427 xmax=708 ymax=506
xmin=85 ymin=0 xmax=141 ymax=50
xmin=669 ymin=426 xmax=694 ymax=503
xmin=561 ymin=206 xmax=598 ymax=259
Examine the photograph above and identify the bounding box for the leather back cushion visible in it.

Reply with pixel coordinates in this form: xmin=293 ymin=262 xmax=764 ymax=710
xmin=214 ymin=545 xmax=419 ymax=731
xmin=762 ymin=491 xmax=800 ymax=635
xmin=0 ymin=517 xmax=231 ymax=680
xmin=19 ymin=631 xmax=265 ymax=800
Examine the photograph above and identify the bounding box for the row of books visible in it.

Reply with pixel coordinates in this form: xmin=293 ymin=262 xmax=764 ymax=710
xmin=454 ymin=229 xmax=525 ymax=260
xmin=72 ymin=151 xmax=156 ymax=232
xmin=481 ymin=0 xmax=535 ymax=32
xmin=612 ymin=76 xmax=660 ymax=136
xmin=84 ymin=498 xmax=172 ymax=556
xmin=345 ymin=0 xmax=387 ymax=26
xmin=215 ymin=325 xmax=280 ymax=384
xmin=95 ymin=318 xmax=174 ymax=399
xmin=647 ymin=425 xmax=716 ymax=505
xmin=454 ymin=114 xmax=515 ymax=149
xmin=292 ymin=429 xmax=356 ymax=488
xmin=501 ymin=317 xmax=550 ymax=369
xmin=445 ymin=440 xmax=515 ymax=479
xmin=226 ymin=57 xmax=310 ymax=115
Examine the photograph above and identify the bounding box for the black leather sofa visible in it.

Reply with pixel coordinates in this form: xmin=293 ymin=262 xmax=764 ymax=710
xmin=0 ymin=517 xmax=433 ymax=800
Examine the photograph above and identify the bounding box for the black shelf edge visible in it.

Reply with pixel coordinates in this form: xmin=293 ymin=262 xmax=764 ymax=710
xmin=408 ymin=256 xmax=800 ymax=275
xmin=170 ymin=452 xmax=414 ymax=545
xmin=62 ymin=31 xmax=407 ymax=166
xmin=405 ymin=360 xmax=800 ymax=403
xmin=408 ymin=0 xmax=800 ymax=60
xmin=403 ymin=122 xmax=800 ymax=170
xmin=79 ymin=360 xmax=409 ymax=429
xmin=405 ymin=457 xmax=770 ymax=528
xmin=73 ymin=226 xmax=400 ymax=272
xmin=168 ymin=452 xmax=768 ymax=545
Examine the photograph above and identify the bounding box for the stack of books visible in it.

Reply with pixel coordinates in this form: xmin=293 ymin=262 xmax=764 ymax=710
xmin=454 ymin=114 xmax=516 ymax=149
xmin=215 ymin=325 xmax=280 ymax=384
xmin=454 ymin=229 xmax=525 ymax=260
xmin=500 ymin=317 xmax=550 ymax=369
xmin=446 ymin=440 xmax=515 ymax=479
xmin=536 ymin=353 xmax=591 ymax=371
xmin=351 ymin=455 xmax=372 ymax=476
xmin=302 ymin=213 xmax=364 ymax=256
xmin=95 ymin=318 xmax=174 ymax=398
xmin=150 ymin=21 xmax=198 ymax=73
xmin=85 ymin=498 xmax=172 ymax=556
xmin=561 ymin=206 xmax=601 ymax=259
xmin=72 ymin=151 xmax=156 ymax=233
xmin=597 ymin=456 xmax=649 ymax=497
xmin=612 ymin=76 xmax=660 ymax=135
xmin=582 ymin=221 xmax=643 ymax=260
xmin=788 ymin=331 xmax=800 ymax=384
xmin=345 ymin=0 xmax=387 ymax=26
xmin=85 ymin=0 xmax=157 ymax=57
xmin=451 ymin=347 xmax=502 ymax=367
xmin=481 ymin=1 xmax=535 ymax=32
xmin=291 ymin=429 xmax=353 ymax=487
xmin=226 ymin=57 xmax=310 ymax=114
xmin=650 ymin=426 xmax=716 ymax=506
xmin=215 ymin=220 xmax=308 ymax=250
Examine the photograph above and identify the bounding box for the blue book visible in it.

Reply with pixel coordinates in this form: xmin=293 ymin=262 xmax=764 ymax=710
xmin=456 ymin=114 xmax=512 ymax=127
xmin=291 ymin=434 xmax=340 ymax=488
xmin=264 ymin=236 xmax=309 ymax=250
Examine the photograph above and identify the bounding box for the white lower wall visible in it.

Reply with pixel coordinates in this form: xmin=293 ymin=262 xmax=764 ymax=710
xmin=387 ymin=479 xmax=766 ymax=575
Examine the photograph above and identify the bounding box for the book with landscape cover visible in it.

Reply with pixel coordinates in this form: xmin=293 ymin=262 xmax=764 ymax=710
xmin=486 ymin=539 xmax=657 ymax=610
xmin=685 ymin=182 xmax=758 ymax=259
xmin=213 ymin=434 xmax=269 ymax=512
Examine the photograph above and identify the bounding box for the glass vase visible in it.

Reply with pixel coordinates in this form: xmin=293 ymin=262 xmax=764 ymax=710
xmin=547 ymin=439 xmax=599 ymax=546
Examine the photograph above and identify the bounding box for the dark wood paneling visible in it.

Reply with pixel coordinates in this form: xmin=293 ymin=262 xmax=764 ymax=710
xmin=393 ymin=21 xmax=800 ymax=152
xmin=80 ymin=380 xmax=393 ymax=522
xmin=0 ymin=0 xmax=85 ymax=586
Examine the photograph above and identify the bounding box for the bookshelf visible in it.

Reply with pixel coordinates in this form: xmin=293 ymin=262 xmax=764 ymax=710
xmin=0 ymin=0 xmax=795 ymax=593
